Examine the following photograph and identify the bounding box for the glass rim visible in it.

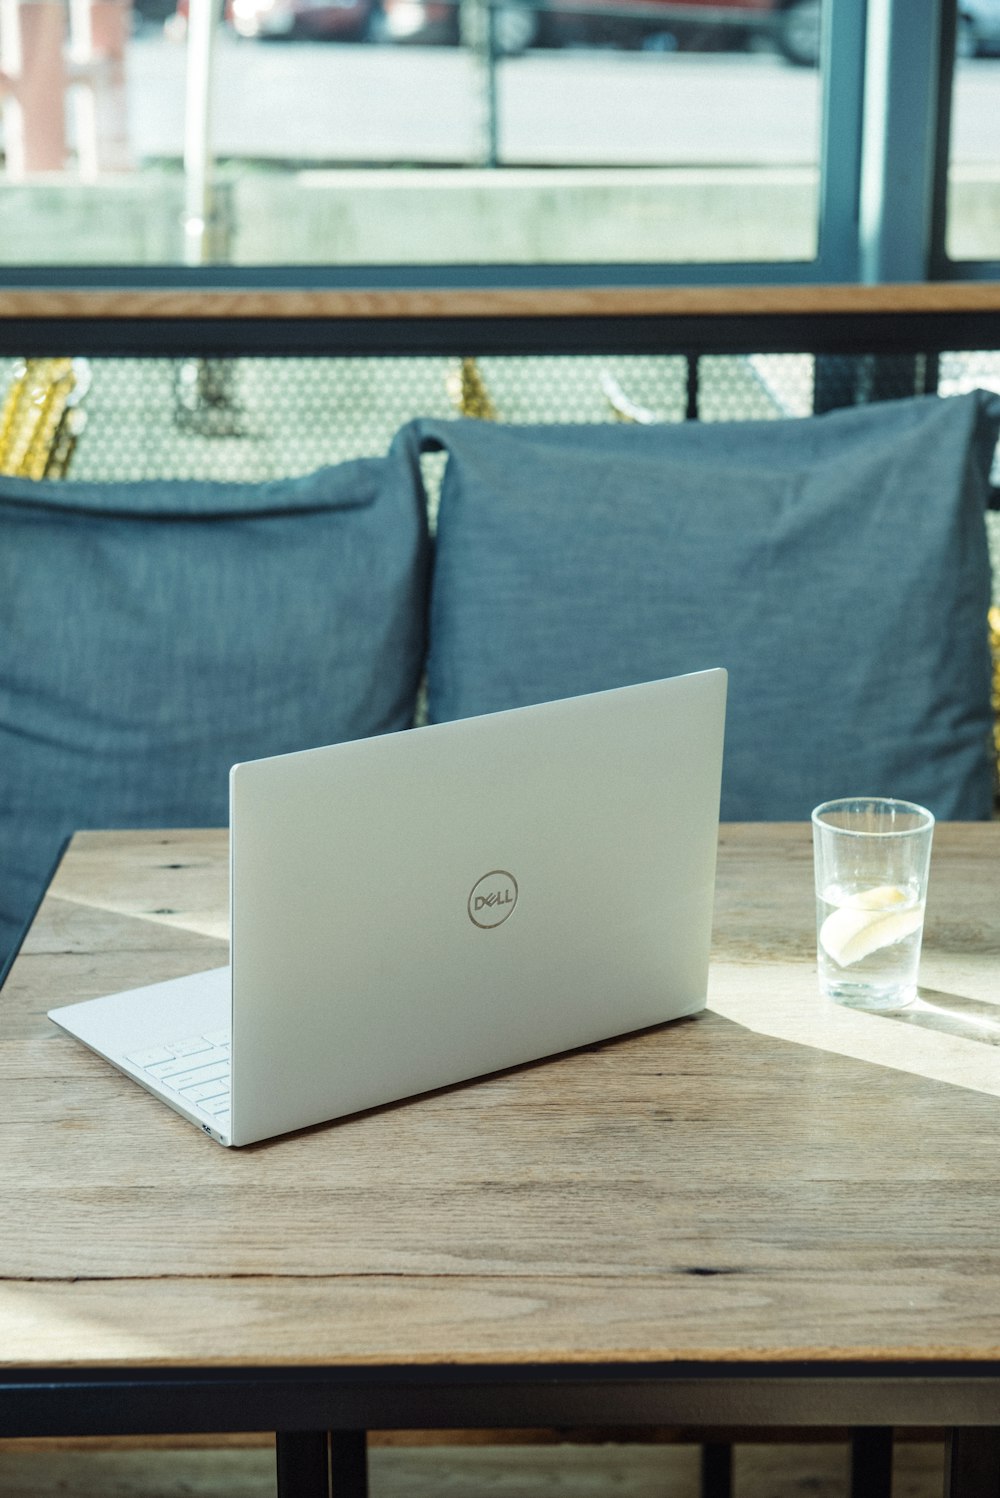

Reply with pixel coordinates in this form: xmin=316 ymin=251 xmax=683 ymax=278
xmin=811 ymin=796 xmax=935 ymax=836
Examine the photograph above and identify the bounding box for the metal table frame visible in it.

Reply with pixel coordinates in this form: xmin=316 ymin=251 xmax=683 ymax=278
xmin=3 ymin=1361 xmax=1000 ymax=1498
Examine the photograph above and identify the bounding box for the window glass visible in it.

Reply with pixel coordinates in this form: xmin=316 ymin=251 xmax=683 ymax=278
xmin=946 ymin=10 xmax=1000 ymax=260
xmin=0 ymin=0 xmax=824 ymax=267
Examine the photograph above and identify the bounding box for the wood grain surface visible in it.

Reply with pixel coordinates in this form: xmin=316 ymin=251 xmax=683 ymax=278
xmin=1 ymin=283 xmax=999 ymax=324
xmin=0 ymin=1439 xmax=947 ymax=1498
xmin=2 ymin=824 xmax=1000 ymax=1369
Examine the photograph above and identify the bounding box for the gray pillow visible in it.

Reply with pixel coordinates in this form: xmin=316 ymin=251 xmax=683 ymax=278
xmin=0 ymin=427 xmax=429 ymax=972
xmin=418 ymin=391 xmax=1000 ymax=823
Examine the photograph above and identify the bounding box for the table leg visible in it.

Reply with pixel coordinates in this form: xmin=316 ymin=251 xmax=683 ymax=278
xmin=330 ymin=1431 xmax=368 ymax=1498
xmin=850 ymin=1428 xmax=893 ymax=1498
xmin=700 ymin=1441 xmax=733 ymax=1498
xmin=946 ymin=1429 xmax=1000 ymax=1498
xmin=275 ymin=1430 xmax=330 ymax=1498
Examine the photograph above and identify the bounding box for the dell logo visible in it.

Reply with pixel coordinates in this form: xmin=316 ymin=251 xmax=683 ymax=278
xmin=475 ymin=890 xmax=513 ymax=911
xmin=468 ymin=870 xmax=518 ymax=929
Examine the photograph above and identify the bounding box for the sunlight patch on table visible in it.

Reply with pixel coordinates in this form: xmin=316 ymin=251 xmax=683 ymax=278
xmin=0 ymin=1284 xmax=166 ymax=1363
xmin=708 ymin=960 xmax=1000 ymax=1099
xmin=45 ymin=887 xmax=229 ymax=942
xmin=39 ymin=830 xmax=230 ymax=942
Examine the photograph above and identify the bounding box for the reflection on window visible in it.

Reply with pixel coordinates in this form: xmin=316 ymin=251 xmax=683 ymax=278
xmin=946 ymin=11 xmax=1000 ymax=261
xmin=0 ymin=0 xmax=824 ymax=266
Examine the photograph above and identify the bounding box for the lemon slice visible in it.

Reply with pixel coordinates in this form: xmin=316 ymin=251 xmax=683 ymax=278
xmin=843 ymin=884 xmax=911 ymax=912
xmin=820 ymin=893 xmax=923 ymax=969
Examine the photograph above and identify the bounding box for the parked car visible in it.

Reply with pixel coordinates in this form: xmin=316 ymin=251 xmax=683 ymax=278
xmin=377 ymin=0 xmax=820 ymax=63
xmin=165 ymin=0 xmax=378 ymax=40
xmin=229 ymin=0 xmax=378 ymax=37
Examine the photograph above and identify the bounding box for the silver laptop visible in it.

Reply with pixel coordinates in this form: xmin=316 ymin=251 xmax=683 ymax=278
xmin=49 ymin=668 xmax=727 ymax=1147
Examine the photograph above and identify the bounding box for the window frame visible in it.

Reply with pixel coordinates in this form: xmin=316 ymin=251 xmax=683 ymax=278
xmin=0 ymin=0 xmax=994 ymax=291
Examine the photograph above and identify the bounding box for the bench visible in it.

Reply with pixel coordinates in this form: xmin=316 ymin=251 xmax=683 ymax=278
xmin=3 ymin=281 xmax=1000 ymax=978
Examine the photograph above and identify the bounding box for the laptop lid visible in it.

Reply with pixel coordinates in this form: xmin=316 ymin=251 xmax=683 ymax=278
xmin=227 ymin=668 xmax=726 ymax=1146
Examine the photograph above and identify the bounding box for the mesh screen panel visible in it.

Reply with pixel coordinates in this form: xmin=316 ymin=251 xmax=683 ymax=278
xmin=3 ymin=348 xmax=998 ymax=596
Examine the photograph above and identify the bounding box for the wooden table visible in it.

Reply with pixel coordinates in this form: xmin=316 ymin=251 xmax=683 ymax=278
xmin=3 ymin=823 xmax=1000 ymax=1497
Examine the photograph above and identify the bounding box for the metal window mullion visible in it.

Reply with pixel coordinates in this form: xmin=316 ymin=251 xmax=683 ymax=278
xmin=859 ymin=0 xmax=945 ymax=283
xmin=815 ymin=0 xmax=867 ymax=282
xmin=929 ymin=0 xmax=958 ymax=274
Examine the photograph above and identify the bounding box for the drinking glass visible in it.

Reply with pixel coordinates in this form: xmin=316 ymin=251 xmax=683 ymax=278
xmin=811 ymin=797 xmax=934 ymax=1011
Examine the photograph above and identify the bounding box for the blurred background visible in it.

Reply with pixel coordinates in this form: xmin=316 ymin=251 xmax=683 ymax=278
xmin=0 ymin=0 xmax=996 ymax=270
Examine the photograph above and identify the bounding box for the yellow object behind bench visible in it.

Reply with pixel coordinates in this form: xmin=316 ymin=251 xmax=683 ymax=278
xmin=0 ymin=357 xmax=88 ymax=479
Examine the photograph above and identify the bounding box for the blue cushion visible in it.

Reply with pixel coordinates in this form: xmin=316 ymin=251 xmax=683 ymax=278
xmin=0 ymin=428 xmax=429 ymax=971
xmin=419 ymin=391 xmax=1000 ymax=823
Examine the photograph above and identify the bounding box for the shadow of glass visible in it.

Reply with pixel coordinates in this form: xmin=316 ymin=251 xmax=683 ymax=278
xmin=883 ymin=990 xmax=1000 ymax=1047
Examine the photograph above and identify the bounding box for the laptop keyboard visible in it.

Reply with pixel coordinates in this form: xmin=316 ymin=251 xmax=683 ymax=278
xmin=125 ymin=1030 xmax=231 ymax=1127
